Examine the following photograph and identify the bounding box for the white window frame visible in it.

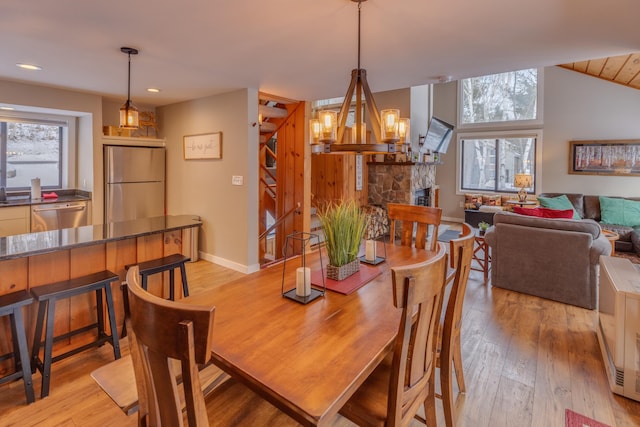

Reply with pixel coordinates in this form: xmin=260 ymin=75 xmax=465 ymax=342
xmin=456 ymin=129 xmax=543 ymax=195
xmin=0 ymin=110 xmax=76 ymax=190
xmin=457 ymin=68 xmax=544 ymax=131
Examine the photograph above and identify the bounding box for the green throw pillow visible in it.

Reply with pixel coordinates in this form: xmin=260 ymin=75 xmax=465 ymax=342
xmin=599 ymin=196 xmax=640 ymax=227
xmin=537 ymin=195 xmax=581 ymax=220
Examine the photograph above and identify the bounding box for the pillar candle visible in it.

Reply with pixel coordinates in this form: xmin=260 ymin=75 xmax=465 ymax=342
xmin=365 ymin=240 xmax=377 ymax=262
xmin=296 ymin=267 xmax=311 ymax=297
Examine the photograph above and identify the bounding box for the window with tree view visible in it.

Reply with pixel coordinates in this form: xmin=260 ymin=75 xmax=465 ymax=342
xmin=460 ymin=68 xmax=539 ymax=125
xmin=1 ymin=120 xmax=63 ymax=190
xmin=461 ymin=136 xmax=536 ymax=193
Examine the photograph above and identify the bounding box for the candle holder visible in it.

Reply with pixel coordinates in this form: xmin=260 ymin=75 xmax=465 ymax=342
xmin=359 ymin=205 xmax=388 ymax=265
xmin=282 ymin=232 xmax=325 ymax=304
xmin=359 ymin=236 xmax=386 ymax=265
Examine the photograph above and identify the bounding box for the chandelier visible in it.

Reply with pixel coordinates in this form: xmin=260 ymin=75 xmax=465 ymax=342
xmin=310 ymin=0 xmax=409 ymax=154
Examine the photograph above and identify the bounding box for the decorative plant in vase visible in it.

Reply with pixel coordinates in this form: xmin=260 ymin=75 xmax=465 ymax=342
xmin=478 ymin=221 xmax=490 ymax=235
xmin=317 ymin=199 xmax=368 ymax=281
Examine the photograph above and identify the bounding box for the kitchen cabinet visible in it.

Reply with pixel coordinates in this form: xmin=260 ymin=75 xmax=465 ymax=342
xmin=0 ymin=206 xmax=30 ymax=236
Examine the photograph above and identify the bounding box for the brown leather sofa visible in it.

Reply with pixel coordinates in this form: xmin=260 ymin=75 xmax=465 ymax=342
xmin=539 ymin=193 xmax=640 ymax=254
xmin=485 ymin=211 xmax=611 ymax=309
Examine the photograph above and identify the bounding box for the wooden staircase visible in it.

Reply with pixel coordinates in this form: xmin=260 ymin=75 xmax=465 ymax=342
xmin=258 ymin=93 xmax=306 ymax=265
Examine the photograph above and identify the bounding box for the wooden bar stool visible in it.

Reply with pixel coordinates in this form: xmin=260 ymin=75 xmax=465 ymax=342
xmin=129 ymin=254 xmax=190 ymax=300
xmin=30 ymin=270 xmax=121 ymax=398
xmin=120 ymin=254 xmax=190 ymax=338
xmin=0 ymin=290 xmax=35 ymax=404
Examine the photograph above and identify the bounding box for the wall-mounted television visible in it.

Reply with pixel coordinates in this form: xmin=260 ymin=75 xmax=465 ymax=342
xmin=421 ymin=116 xmax=454 ymax=154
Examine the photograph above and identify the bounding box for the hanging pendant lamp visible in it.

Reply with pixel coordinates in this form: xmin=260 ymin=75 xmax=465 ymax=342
xmin=119 ymin=47 xmax=139 ymax=129
xmin=310 ymin=0 xmax=407 ymax=154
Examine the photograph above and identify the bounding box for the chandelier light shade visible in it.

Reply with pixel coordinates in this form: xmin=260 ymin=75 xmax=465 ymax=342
xmin=310 ymin=119 xmax=321 ymax=145
xmin=380 ymin=109 xmax=400 ymax=142
xmin=318 ymin=110 xmax=337 ymax=142
xmin=310 ymin=0 xmax=407 ymax=154
xmin=398 ymin=118 xmax=410 ymax=144
xmin=119 ymin=47 xmax=139 ymax=129
xmin=514 ymin=173 xmax=533 ymax=202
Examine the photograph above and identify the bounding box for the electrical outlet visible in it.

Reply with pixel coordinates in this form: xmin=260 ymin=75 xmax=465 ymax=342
xmin=459 ymin=201 xmax=464 ymax=208
xmin=232 ymin=175 xmax=243 ymax=186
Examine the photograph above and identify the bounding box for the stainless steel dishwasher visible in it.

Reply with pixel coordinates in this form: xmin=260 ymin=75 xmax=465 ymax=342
xmin=31 ymin=201 xmax=89 ymax=232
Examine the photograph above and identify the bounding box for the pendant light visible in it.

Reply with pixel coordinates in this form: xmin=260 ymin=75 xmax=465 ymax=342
xmin=119 ymin=47 xmax=139 ymax=129
xmin=310 ymin=0 xmax=407 ymax=154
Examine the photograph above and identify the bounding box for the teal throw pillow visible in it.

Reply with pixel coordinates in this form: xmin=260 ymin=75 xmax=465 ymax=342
xmin=599 ymin=196 xmax=640 ymax=227
xmin=537 ymin=195 xmax=581 ymax=220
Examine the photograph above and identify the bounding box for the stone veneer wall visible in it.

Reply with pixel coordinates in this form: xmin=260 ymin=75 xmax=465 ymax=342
xmin=367 ymin=162 xmax=437 ymax=208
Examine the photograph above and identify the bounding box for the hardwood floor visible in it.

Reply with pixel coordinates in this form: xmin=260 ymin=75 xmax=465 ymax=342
xmin=1 ymin=255 xmax=639 ymax=426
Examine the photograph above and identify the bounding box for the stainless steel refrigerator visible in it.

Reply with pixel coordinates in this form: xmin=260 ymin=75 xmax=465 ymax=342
xmin=104 ymin=145 xmax=165 ymax=223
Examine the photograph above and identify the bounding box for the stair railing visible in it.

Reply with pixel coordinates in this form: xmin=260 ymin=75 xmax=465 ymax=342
xmin=259 ymin=202 xmax=301 ymax=241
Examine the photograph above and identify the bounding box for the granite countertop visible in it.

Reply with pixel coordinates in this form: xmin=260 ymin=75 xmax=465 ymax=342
xmin=0 ymin=189 xmax=92 ymax=207
xmin=0 ymin=215 xmax=202 ymax=260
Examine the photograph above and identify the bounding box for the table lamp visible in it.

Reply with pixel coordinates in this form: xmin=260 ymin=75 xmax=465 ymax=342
xmin=514 ymin=173 xmax=533 ymax=202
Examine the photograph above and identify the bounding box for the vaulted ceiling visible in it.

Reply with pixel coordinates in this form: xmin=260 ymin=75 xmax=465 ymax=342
xmin=559 ymin=53 xmax=640 ymax=90
xmin=2 ymin=0 xmax=640 ymax=106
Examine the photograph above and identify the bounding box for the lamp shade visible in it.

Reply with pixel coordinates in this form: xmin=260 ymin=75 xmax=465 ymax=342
xmin=514 ymin=173 xmax=532 ymax=188
xmin=120 ymin=100 xmax=139 ymax=129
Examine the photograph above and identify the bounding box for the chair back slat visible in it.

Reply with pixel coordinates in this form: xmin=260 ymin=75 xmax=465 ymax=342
xmin=387 ymin=203 xmax=443 ymax=251
xmin=126 ymin=266 xmax=215 ymax=427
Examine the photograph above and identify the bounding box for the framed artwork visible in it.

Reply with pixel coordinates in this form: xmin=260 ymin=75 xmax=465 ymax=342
xmin=183 ymin=132 xmax=222 ymax=159
xmin=569 ymin=139 xmax=640 ymax=176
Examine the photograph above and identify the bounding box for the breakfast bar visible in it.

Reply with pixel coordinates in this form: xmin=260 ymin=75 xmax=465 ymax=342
xmin=0 ymin=215 xmax=202 ymax=371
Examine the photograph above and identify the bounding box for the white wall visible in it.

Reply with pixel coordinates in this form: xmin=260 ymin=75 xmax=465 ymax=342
xmin=435 ymin=66 xmax=640 ymax=221
xmin=543 ymin=66 xmax=640 ymax=195
xmin=157 ymin=89 xmax=260 ymax=273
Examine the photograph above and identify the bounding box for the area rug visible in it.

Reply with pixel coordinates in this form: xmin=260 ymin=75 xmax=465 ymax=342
xmin=613 ymin=251 xmax=640 ymax=265
xmin=310 ymin=263 xmax=382 ymax=295
xmin=565 ymin=409 xmax=611 ymax=427
xmin=437 ymin=229 xmax=461 ymax=243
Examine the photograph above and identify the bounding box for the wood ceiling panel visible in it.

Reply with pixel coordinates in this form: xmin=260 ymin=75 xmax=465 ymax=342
xmin=599 ymin=55 xmax=630 ymax=79
xmin=586 ymin=58 xmax=606 ymax=75
xmin=559 ymin=52 xmax=640 ymax=91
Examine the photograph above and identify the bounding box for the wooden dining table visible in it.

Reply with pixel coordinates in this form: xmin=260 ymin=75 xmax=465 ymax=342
xmin=182 ymin=243 xmax=438 ymax=426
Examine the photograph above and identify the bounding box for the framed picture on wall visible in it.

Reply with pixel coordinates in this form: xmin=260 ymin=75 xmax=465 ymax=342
xmin=183 ymin=132 xmax=222 ymax=159
xmin=569 ymin=139 xmax=640 ymax=176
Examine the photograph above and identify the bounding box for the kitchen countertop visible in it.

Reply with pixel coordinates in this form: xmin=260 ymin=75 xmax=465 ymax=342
xmin=0 ymin=189 xmax=91 ymax=207
xmin=0 ymin=214 xmax=201 ymax=260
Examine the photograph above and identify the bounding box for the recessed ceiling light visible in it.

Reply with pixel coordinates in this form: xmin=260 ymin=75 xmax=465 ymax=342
xmin=16 ymin=63 xmax=43 ymax=71
xmin=0 ymin=106 xmax=15 ymax=111
xmin=147 ymin=88 xmax=161 ymax=93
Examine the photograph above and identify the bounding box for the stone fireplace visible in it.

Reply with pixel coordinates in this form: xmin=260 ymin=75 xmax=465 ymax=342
xmin=367 ymin=162 xmax=437 ymax=209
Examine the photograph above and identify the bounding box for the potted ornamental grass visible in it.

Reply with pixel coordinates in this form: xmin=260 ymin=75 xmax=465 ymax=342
xmin=317 ymin=199 xmax=369 ymax=281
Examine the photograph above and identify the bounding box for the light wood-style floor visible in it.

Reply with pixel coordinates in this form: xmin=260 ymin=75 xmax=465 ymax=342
xmin=1 ymin=251 xmax=640 ymax=426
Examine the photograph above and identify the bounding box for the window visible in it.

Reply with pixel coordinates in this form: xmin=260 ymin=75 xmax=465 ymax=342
xmin=460 ymin=134 xmax=536 ymax=193
xmin=0 ymin=118 xmax=65 ymax=190
xmin=460 ymin=68 xmax=540 ymax=126
xmin=457 ymin=68 xmax=542 ymax=194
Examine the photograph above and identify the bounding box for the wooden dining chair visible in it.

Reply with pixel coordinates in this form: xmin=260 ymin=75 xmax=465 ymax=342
xmin=387 ymin=203 xmax=443 ymax=252
xmin=438 ymin=223 xmax=475 ymax=427
xmin=339 ymin=243 xmax=448 ymax=427
xmin=124 ymin=266 xmax=295 ymax=426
